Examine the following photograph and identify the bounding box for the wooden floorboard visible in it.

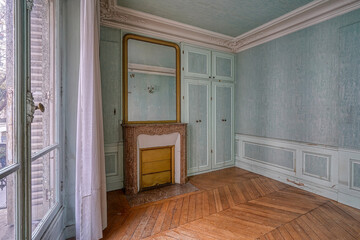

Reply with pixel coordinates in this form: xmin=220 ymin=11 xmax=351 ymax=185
xmin=101 ymin=167 xmax=360 ymax=240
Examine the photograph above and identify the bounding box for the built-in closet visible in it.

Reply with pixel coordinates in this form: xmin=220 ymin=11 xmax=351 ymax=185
xmin=181 ymin=45 xmax=235 ymax=175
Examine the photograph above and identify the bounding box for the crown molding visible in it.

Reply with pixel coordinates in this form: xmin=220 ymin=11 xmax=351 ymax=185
xmin=231 ymin=0 xmax=360 ymax=52
xmin=100 ymin=0 xmax=360 ymax=53
xmin=99 ymin=0 xmax=234 ymax=52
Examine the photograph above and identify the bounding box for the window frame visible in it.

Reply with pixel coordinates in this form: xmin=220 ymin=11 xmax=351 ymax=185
xmin=30 ymin=0 xmax=63 ymax=239
xmin=0 ymin=0 xmax=63 ymax=239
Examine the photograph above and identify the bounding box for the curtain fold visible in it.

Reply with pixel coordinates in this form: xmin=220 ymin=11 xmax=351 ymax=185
xmin=75 ymin=0 xmax=107 ymax=239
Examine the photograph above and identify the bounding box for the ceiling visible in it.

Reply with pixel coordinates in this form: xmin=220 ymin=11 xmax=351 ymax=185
xmin=116 ymin=0 xmax=314 ymax=37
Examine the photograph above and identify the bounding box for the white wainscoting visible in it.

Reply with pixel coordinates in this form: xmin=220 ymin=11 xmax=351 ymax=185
xmin=105 ymin=142 xmax=124 ymax=191
xmin=235 ymin=134 xmax=360 ymax=209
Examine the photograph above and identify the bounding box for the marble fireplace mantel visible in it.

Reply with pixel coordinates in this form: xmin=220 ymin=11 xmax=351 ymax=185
xmin=122 ymin=123 xmax=187 ymax=194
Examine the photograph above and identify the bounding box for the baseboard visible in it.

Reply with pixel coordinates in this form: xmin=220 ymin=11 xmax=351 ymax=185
xmin=106 ymin=180 xmax=124 ymax=192
xmin=235 ymin=160 xmax=338 ymax=200
xmin=235 ymin=134 xmax=360 ymax=210
xmin=187 ymin=164 xmax=235 ymax=177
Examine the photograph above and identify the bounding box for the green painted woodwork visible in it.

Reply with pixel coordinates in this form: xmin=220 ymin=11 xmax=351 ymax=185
xmin=212 ymin=51 xmax=234 ymax=81
xmin=185 ymin=79 xmax=211 ymax=173
xmin=183 ymin=46 xmax=211 ymax=79
xmin=183 ymin=45 xmax=234 ymax=81
xmin=212 ymin=82 xmax=234 ymax=168
xmin=100 ymin=27 xmax=122 ymax=144
xmin=183 ymin=45 xmax=235 ymax=175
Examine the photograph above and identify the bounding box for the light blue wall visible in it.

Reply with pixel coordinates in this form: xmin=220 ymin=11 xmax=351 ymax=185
xmin=100 ymin=27 xmax=122 ymax=144
xmin=235 ymin=8 xmax=360 ymax=150
xmin=63 ymin=0 xmax=80 ymax=229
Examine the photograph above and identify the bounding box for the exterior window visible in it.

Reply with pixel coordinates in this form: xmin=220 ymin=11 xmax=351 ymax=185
xmin=0 ymin=0 xmax=61 ymax=239
xmin=30 ymin=0 xmax=59 ymax=235
xmin=0 ymin=0 xmax=16 ymax=238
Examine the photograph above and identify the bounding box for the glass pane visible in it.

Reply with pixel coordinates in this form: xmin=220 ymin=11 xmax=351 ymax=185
xmin=0 ymin=0 xmax=15 ymax=170
xmin=128 ymin=39 xmax=175 ymax=68
xmin=30 ymin=0 xmax=56 ymax=154
xmin=0 ymin=173 xmax=16 ymax=240
xmin=128 ymin=72 xmax=176 ymax=121
xmin=31 ymin=150 xmax=57 ymax=232
xmin=127 ymin=38 xmax=178 ymax=122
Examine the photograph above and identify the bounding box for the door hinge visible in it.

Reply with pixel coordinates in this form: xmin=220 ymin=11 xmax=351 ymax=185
xmin=182 ymin=50 xmax=184 ymax=54
xmin=26 ymin=0 xmax=34 ymax=11
xmin=26 ymin=91 xmax=35 ymax=124
xmin=211 ymin=149 xmax=213 ymax=153
xmin=60 ymin=181 xmax=63 ymax=191
xmin=211 ymin=97 xmax=213 ymax=101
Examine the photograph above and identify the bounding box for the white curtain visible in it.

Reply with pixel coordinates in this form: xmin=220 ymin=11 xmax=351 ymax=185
xmin=75 ymin=0 xmax=107 ymax=239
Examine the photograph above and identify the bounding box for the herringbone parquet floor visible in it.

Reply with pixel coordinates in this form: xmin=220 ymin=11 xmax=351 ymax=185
xmin=101 ymin=167 xmax=360 ymax=240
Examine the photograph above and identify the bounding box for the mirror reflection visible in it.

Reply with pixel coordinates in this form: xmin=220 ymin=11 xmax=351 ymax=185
xmin=124 ymin=35 xmax=180 ymax=123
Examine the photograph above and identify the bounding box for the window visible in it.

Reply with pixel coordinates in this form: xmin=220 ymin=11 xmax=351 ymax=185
xmin=0 ymin=0 xmax=61 ymax=239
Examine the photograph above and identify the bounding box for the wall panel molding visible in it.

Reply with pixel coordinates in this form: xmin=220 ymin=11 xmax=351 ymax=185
xmin=100 ymin=0 xmax=360 ymax=53
xmin=303 ymin=152 xmax=331 ymax=181
xmin=236 ymin=134 xmax=360 ymax=209
xmin=105 ymin=142 xmax=124 ymax=191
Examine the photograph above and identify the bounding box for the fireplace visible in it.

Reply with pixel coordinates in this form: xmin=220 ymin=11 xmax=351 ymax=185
xmin=140 ymin=145 xmax=175 ymax=190
xmin=122 ymin=123 xmax=187 ymax=194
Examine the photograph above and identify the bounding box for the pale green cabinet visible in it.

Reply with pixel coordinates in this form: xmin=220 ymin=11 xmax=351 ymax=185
xmin=212 ymin=52 xmax=234 ymax=81
xmin=183 ymin=46 xmax=211 ymax=79
xmin=185 ymin=79 xmax=212 ymax=174
xmin=212 ymin=82 xmax=234 ymax=169
xmin=183 ymin=45 xmax=234 ymax=81
xmin=183 ymin=44 xmax=234 ymax=175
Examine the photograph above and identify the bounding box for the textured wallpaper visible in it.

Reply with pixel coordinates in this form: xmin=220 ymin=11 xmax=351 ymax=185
xmin=235 ymin=8 xmax=360 ymax=150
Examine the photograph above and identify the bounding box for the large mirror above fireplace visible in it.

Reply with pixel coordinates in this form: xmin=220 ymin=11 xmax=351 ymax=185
xmin=123 ymin=34 xmax=181 ymax=123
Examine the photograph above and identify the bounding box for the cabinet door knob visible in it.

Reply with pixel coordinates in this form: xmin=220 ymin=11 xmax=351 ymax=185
xmin=199 ymin=120 xmax=202 ymax=123
xmin=196 ymin=120 xmax=199 ymax=123
xmin=209 ymin=76 xmax=211 ymax=78
xmin=213 ymin=76 xmax=215 ymax=78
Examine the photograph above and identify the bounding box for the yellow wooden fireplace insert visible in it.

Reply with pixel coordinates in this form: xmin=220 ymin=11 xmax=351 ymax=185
xmin=140 ymin=145 xmax=175 ymax=190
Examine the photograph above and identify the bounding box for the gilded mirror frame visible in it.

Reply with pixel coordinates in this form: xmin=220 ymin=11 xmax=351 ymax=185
xmin=123 ymin=34 xmax=181 ymax=124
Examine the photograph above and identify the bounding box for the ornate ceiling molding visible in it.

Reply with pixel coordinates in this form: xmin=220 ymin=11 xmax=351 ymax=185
xmin=231 ymin=0 xmax=360 ymax=52
xmin=100 ymin=0 xmax=360 ymax=53
xmin=99 ymin=0 xmax=234 ymax=52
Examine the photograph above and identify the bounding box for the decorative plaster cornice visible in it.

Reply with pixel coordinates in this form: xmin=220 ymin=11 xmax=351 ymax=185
xmin=100 ymin=0 xmax=360 ymax=53
xmin=231 ymin=0 xmax=360 ymax=52
xmin=99 ymin=0 xmax=234 ymax=52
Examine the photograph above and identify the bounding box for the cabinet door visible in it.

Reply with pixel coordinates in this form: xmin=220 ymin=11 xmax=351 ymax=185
xmin=183 ymin=46 xmax=211 ymax=79
xmin=212 ymin=82 xmax=234 ymax=168
xmin=212 ymin=51 xmax=234 ymax=81
xmin=185 ymin=79 xmax=212 ymax=174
